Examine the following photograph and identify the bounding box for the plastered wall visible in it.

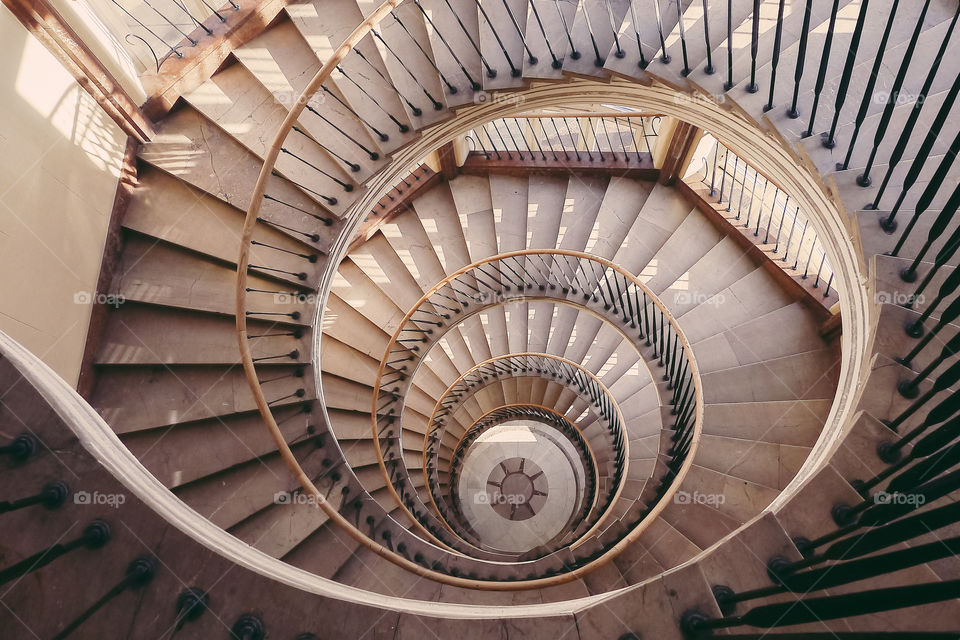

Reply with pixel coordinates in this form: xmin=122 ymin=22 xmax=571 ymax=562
xmin=0 ymin=7 xmax=127 ymax=385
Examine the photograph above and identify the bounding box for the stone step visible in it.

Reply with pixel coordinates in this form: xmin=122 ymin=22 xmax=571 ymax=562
xmin=123 ymin=169 xmax=326 ymax=286
xmin=111 ymin=234 xmax=312 ymax=322
xmin=262 ymin=10 xmax=416 ymax=156
xmin=477 ymin=0 xmax=529 ymax=90
xmin=562 ymin=0 xmax=630 ymax=78
xmin=355 ymin=0 xmax=454 ymax=127
xmin=95 ymin=303 xmax=307 ymax=366
xmin=522 ymin=0 xmax=580 ymax=79
xmin=735 ymin=0 xmax=957 ymax=143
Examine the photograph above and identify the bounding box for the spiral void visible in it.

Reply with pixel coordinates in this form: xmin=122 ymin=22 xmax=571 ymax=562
xmin=7 ymin=0 xmax=960 ymax=637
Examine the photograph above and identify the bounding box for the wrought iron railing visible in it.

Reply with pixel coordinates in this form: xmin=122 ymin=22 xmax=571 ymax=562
xmin=686 ymin=135 xmax=835 ymax=299
xmin=223 ymin=0 xmax=960 ymax=596
xmin=373 ymin=249 xmax=701 ymax=560
xmin=465 ymin=113 xmax=661 ymax=162
xmin=96 ymin=0 xmax=241 ymax=73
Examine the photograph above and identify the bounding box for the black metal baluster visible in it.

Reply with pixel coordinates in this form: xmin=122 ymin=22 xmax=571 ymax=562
xmin=52 ymin=556 xmax=156 ymax=640
xmin=723 ymin=0 xmax=734 ymax=89
xmin=604 ymin=0 xmax=626 ymax=61
xmin=762 ymin=0 xmax=786 ymax=111
xmin=529 ymin=0 xmax=563 ymax=68
xmin=723 ymin=155 xmax=742 ymax=211
xmin=263 ymin=194 xmax=333 ymax=226
xmin=576 ymin=117 xmax=595 ymax=161
xmin=442 ymin=0 xmax=498 ymax=80
xmin=897 ymin=333 xmax=960 ymax=399
xmin=900 ymin=297 xmax=960 ymax=367
xmin=627 ymin=0 xmax=648 ymax=67
xmin=717 ymin=149 xmax=730 ymax=204
xmin=867 ymin=5 xmax=958 ymax=202
xmin=411 ymin=0 xmax=483 ymax=90
xmin=708 ymin=141 xmax=720 ymax=197
xmin=476 ymin=0 xmax=521 ymax=76
xmin=0 ymin=481 xmax=69 ymax=513
xmin=339 ymin=56 xmax=422 ymax=121
xmin=840 ymin=0 xmax=899 ymax=169
xmin=675 ymin=0 xmax=690 ymax=76
xmin=291 ymin=124 xmax=362 ymax=172
xmin=581 ymin=0 xmax=606 ymax=66
xmin=171 ymin=588 xmax=210 ymax=634
xmin=0 ymin=520 xmax=111 ymax=585
xmin=700 ymin=0 xmax=714 ymax=74
xmin=886 ymin=361 xmax=960 ymax=431
xmin=683 ymin=579 xmax=960 ymax=633
xmin=743 ymin=0 xmax=761 ymax=92
xmin=279 ymin=147 xmax=354 ymax=192
xmin=318 ymin=84 xmax=392 ymax=141
xmin=772 ymin=195 xmax=789 ymax=250
xmin=753 ymin=180 xmax=769 ymax=235
xmin=857 ymin=0 xmax=932 ymax=188
xmin=906 ymin=220 xmax=960 ymax=307
xmin=898 ymin=184 xmax=960 ymax=280
xmin=230 ymin=614 xmax=266 ymax=640
xmin=786 ymin=0 xmax=812 ymax=119
xmin=372 ymin=24 xmax=448 ymax=106
xmin=0 ymin=433 xmax=38 ymax=461
xmin=653 ymin=0 xmax=670 ymax=63
xmin=823 ymin=0 xmax=869 ymax=148
xmin=802 ymin=0 xmax=841 ymax=138
xmin=886 ymin=129 xmax=960 ymax=240
xmin=504 ymin=0 xmax=538 ymax=64
xmin=503 ymin=118 xmax=526 ymax=158
xmin=555 ymin=0 xmax=581 ymax=60
xmin=490 ymin=120 xmax=513 ymax=158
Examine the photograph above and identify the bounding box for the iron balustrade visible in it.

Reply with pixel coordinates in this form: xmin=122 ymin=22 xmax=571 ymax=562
xmin=465 ymin=114 xmax=661 ymax=163
xmin=687 ymin=135 xmax=835 ymax=299
xmin=227 ymin=0 xmax=960 ymax=592
xmin=678 ymin=282 xmax=960 ymax=636
xmin=373 ymin=250 xmax=701 ymax=565
xmin=99 ymin=0 xmax=240 ymax=73
xmin=423 ymin=356 xmax=621 ymax=549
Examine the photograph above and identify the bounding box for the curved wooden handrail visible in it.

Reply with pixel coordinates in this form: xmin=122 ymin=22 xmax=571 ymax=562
xmin=421 ymin=355 xmax=625 ymax=547
xmin=371 ymin=248 xmax=704 ymax=567
xmin=231 ymin=2 xmax=707 ymax=585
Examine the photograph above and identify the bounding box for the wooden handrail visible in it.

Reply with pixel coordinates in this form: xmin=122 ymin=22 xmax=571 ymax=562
xmin=234 ymin=1 xmax=705 ymax=588
xmin=371 ymin=248 xmax=704 ymax=578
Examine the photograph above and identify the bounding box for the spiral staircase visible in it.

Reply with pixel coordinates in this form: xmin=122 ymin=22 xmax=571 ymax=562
xmin=3 ymin=0 xmax=960 ymax=637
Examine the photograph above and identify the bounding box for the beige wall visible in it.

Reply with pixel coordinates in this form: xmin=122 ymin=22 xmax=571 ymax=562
xmin=0 ymin=7 xmax=127 ymax=385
